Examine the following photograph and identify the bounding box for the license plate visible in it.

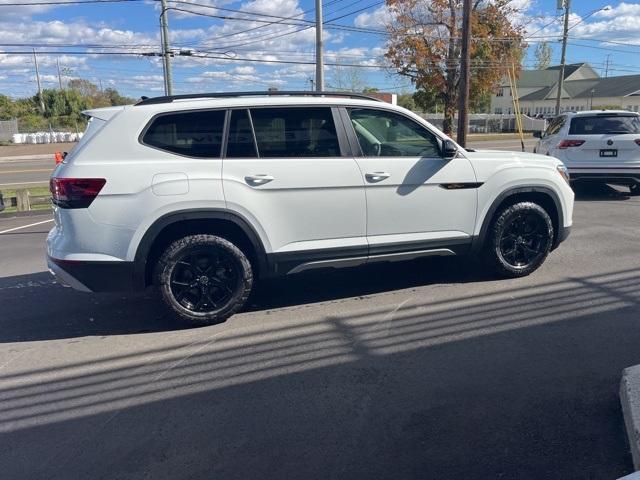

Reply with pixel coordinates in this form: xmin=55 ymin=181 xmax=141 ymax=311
xmin=599 ymin=149 xmax=618 ymax=157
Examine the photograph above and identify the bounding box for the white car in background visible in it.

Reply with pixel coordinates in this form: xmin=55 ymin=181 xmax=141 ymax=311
xmin=534 ymin=110 xmax=640 ymax=194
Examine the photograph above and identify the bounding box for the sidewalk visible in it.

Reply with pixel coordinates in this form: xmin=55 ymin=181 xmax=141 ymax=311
xmin=0 ymin=142 xmax=76 ymax=159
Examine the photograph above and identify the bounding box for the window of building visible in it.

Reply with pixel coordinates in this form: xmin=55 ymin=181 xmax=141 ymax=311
xmin=249 ymin=107 xmax=340 ymax=158
xmin=142 ymin=110 xmax=226 ymax=158
xmin=496 ymin=88 xmax=504 ymax=97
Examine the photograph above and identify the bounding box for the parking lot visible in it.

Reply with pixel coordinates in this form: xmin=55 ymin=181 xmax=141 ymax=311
xmin=0 ymin=180 xmax=639 ymax=479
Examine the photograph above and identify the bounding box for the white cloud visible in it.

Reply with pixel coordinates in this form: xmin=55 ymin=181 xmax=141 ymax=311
xmin=354 ymin=5 xmax=391 ymax=29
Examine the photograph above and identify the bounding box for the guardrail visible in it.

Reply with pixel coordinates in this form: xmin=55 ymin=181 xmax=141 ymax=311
xmin=0 ymin=190 xmax=51 ymax=213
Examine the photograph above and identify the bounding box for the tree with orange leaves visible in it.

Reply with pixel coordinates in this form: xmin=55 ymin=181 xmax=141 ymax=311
xmin=385 ymin=0 xmax=524 ymax=134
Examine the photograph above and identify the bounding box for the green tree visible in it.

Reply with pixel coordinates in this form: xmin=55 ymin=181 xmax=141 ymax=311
xmin=397 ymin=92 xmax=416 ymax=110
xmin=385 ymin=0 xmax=525 ymax=134
xmin=534 ymin=42 xmax=552 ymax=70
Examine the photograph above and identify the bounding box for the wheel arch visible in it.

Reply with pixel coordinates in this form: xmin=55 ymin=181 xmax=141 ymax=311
xmin=472 ymin=186 xmax=565 ymax=254
xmin=133 ymin=209 xmax=268 ymax=289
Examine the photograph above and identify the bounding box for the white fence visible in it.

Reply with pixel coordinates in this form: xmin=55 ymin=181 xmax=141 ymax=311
xmin=10 ymin=132 xmax=83 ymax=144
xmin=417 ymin=113 xmax=546 ymax=134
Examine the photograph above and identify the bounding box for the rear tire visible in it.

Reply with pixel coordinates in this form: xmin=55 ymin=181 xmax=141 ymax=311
xmin=485 ymin=201 xmax=554 ymax=278
xmin=156 ymin=234 xmax=253 ymax=326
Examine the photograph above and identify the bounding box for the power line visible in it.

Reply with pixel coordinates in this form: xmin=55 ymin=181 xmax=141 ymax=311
xmin=0 ymin=0 xmax=146 ymax=5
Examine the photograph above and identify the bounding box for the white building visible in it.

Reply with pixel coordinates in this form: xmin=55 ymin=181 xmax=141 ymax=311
xmin=490 ymin=63 xmax=640 ymax=116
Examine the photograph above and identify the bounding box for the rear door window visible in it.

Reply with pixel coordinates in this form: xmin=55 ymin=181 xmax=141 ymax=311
xmin=249 ymin=107 xmax=341 ymax=158
xmin=226 ymin=109 xmax=258 ymax=158
xmin=544 ymin=116 xmax=565 ymax=137
xmin=569 ymin=115 xmax=640 ymax=135
xmin=142 ymin=110 xmax=225 ymax=158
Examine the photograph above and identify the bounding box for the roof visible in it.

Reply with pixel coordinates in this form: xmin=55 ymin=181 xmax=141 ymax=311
xmin=518 ymin=74 xmax=640 ymax=102
xmin=512 ymin=63 xmax=590 ymax=88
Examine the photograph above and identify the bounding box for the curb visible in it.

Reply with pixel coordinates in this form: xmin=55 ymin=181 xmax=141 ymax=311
xmin=0 ymin=209 xmax=52 ymax=219
xmin=0 ymin=154 xmax=53 ymax=162
xmin=621 ymin=365 xmax=640 ymax=471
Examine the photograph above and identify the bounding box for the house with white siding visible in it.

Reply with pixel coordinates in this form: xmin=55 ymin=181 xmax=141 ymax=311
xmin=490 ymin=63 xmax=640 ymax=116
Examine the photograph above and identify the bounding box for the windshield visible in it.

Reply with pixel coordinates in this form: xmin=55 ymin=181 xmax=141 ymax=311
xmin=568 ymin=115 xmax=640 ymax=135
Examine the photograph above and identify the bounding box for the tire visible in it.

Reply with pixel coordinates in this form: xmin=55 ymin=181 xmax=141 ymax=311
xmin=156 ymin=234 xmax=253 ymax=326
xmin=485 ymin=201 xmax=554 ymax=278
xmin=630 ymin=183 xmax=640 ymax=196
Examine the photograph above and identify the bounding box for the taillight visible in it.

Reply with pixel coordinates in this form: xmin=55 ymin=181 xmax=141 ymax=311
xmin=50 ymin=178 xmax=106 ymax=209
xmin=557 ymin=140 xmax=585 ymax=149
xmin=635 ymin=139 xmax=640 ymax=146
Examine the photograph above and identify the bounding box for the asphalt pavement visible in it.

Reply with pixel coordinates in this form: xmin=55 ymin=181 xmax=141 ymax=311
xmin=0 ymin=183 xmax=639 ymax=479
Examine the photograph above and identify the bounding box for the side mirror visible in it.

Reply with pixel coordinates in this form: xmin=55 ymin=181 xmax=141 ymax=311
xmin=441 ymin=139 xmax=458 ymax=159
xmin=533 ymin=131 xmax=543 ymax=139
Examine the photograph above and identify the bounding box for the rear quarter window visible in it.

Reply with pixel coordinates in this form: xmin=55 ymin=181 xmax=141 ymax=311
xmin=141 ymin=110 xmax=225 ymax=158
xmin=569 ymin=115 xmax=640 ymax=135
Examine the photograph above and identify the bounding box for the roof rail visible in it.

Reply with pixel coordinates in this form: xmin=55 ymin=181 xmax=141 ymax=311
xmin=134 ymin=90 xmax=383 ymax=106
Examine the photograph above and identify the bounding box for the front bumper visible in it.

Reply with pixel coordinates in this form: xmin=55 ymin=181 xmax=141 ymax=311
xmin=47 ymin=255 xmax=136 ymax=292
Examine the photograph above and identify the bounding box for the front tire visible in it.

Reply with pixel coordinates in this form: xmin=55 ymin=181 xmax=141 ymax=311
xmin=485 ymin=202 xmax=554 ymax=278
xmin=630 ymin=183 xmax=640 ymax=196
xmin=156 ymin=234 xmax=253 ymax=326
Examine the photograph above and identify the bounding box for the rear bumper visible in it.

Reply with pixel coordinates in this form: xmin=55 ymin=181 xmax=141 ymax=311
xmin=47 ymin=255 xmax=136 ymax=292
xmin=569 ymin=167 xmax=640 ymax=185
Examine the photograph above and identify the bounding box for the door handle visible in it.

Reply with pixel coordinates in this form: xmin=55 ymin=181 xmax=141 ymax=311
xmin=245 ymin=174 xmax=274 ymax=186
xmin=365 ymin=172 xmax=391 ymax=182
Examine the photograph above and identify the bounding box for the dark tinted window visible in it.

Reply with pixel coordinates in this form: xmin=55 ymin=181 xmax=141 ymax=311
xmin=142 ymin=110 xmax=225 ymax=158
xmin=348 ymin=108 xmax=440 ymax=157
xmin=250 ymin=107 xmax=340 ymax=158
xmin=226 ymin=109 xmax=257 ymax=158
xmin=569 ymin=115 xmax=640 ymax=135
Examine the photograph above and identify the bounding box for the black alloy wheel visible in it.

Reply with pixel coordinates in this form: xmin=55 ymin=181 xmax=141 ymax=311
xmin=498 ymin=212 xmax=548 ymax=268
xmin=487 ymin=202 xmax=554 ymax=278
xmin=157 ymin=234 xmax=253 ymax=325
xmin=170 ymin=247 xmax=239 ymax=313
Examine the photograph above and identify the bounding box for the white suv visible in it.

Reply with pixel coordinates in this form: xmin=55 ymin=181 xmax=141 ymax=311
xmin=47 ymin=91 xmax=574 ymax=325
xmin=534 ymin=110 xmax=640 ymax=194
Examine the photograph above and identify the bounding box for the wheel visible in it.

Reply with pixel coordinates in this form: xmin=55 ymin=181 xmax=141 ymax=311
xmin=630 ymin=183 xmax=640 ymax=196
xmin=485 ymin=202 xmax=554 ymax=278
xmin=156 ymin=234 xmax=253 ymax=326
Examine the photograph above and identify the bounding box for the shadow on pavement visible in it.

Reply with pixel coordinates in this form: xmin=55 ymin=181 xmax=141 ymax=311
xmin=0 ymin=256 xmax=490 ymax=343
xmin=0 ymin=267 xmax=638 ymax=479
xmin=573 ymin=182 xmax=633 ymax=201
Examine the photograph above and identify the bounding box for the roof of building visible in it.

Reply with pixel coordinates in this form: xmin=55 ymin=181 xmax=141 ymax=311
xmin=512 ymin=63 xmax=590 ymax=88
xmin=518 ymin=74 xmax=640 ymax=102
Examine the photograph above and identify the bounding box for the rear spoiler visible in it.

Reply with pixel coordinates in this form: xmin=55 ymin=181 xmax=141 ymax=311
xmin=81 ymin=106 xmax=126 ymax=121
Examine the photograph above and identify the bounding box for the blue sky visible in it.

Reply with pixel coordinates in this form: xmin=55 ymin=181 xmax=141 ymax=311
xmin=0 ymin=0 xmax=639 ymax=99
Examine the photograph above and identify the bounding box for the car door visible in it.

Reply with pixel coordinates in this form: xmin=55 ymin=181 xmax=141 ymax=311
xmin=341 ymin=106 xmax=478 ymax=255
xmin=222 ymin=106 xmax=367 ymax=271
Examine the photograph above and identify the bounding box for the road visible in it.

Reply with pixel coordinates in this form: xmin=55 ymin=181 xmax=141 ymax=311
xmin=0 ymin=138 xmax=539 ymax=188
xmin=0 ymin=183 xmax=638 ymax=479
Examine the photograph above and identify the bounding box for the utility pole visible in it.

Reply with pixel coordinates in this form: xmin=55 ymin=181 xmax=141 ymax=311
xmin=604 ymin=54 xmax=611 ymax=77
xmin=315 ymin=0 xmax=324 ymax=92
xmin=555 ymin=0 xmax=570 ymax=115
xmin=56 ymin=58 xmax=63 ymax=89
xmin=456 ymin=0 xmax=472 ymax=147
xmin=33 ymin=49 xmax=45 ymax=113
xmin=160 ymin=0 xmax=173 ymax=95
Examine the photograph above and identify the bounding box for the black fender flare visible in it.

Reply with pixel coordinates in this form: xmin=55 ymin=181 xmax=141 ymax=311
xmin=471 ymin=186 xmax=565 ymax=254
xmin=132 ymin=209 xmax=268 ymax=288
